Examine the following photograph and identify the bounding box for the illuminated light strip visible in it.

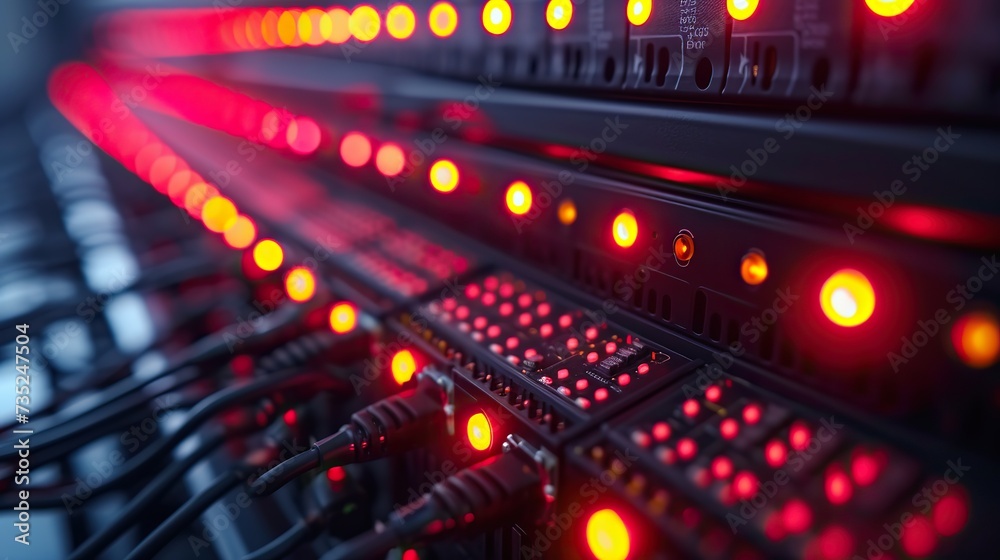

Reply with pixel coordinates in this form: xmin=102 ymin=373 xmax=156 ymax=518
xmin=96 ymin=62 xmax=323 ymax=156
xmin=48 ymin=62 xmax=253 ymax=243
xmin=99 ymin=7 xmax=342 ymax=57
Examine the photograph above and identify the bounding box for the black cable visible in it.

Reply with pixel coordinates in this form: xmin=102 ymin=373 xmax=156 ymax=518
xmin=124 ymin=469 xmax=245 ymax=560
xmin=10 ymin=370 xmax=339 ymax=499
xmin=320 ymin=450 xmax=548 ymax=560
xmin=0 ymin=301 xmax=311 ymax=461
xmin=252 ymin=379 xmax=446 ymax=496
xmin=242 ymin=519 xmax=311 ymax=560
xmin=66 ymin=431 xmax=228 ymax=560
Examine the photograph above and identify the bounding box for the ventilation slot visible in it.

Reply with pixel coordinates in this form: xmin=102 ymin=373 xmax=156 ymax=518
xmin=708 ymin=313 xmax=722 ymax=341
xmin=692 ymin=290 xmax=707 ymax=334
xmin=661 ymin=294 xmax=672 ymax=322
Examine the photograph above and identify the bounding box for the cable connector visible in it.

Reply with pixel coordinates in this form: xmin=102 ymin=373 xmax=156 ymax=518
xmin=252 ymin=368 xmax=451 ymax=495
xmin=320 ymin=434 xmax=557 ymax=560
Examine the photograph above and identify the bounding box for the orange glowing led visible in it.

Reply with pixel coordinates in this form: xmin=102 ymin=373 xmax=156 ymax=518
xmin=482 ymin=0 xmax=512 ymax=35
xmin=375 ymin=143 xmax=406 ymax=176
xmin=673 ymin=231 xmax=694 ymax=265
xmin=727 ymin=0 xmax=760 ymax=21
xmin=626 ymin=0 xmax=651 ymax=26
xmin=741 ymin=251 xmax=768 ymax=286
xmin=261 ymin=10 xmax=281 ymax=47
xmin=277 ymin=10 xmax=302 ymax=46
xmin=546 ymin=0 xmax=573 ymax=30
xmin=865 ymin=0 xmax=916 ymax=18
xmin=391 ymin=349 xmax=418 ymax=384
xmin=586 ymin=509 xmax=630 ymax=560
xmin=350 ymin=5 xmax=381 ymax=42
xmin=201 ymin=196 xmax=238 ymax=233
xmin=466 ymin=412 xmax=493 ymax=451
xmin=429 ymin=2 xmax=459 ymax=37
xmin=329 ymin=302 xmax=358 ymax=333
xmin=223 ymin=215 xmax=257 ymax=249
xmin=951 ymin=311 xmax=1000 ymax=368
xmin=340 ymin=132 xmax=372 ymax=167
xmin=300 ymin=8 xmax=333 ymax=45
xmin=612 ymin=211 xmax=638 ymax=248
xmin=284 ymin=267 xmax=317 ymax=302
xmin=429 ymin=159 xmax=459 ymax=192
xmin=252 ymin=239 xmax=284 ymax=272
xmin=505 ymin=181 xmax=533 ymax=215
xmin=558 ymin=200 xmax=577 ymax=225
xmin=820 ymin=269 xmax=876 ymax=327
xmin=327 ymin=8 xmax=352 ymax=44
xmin=387 ymin=4 xmax=416 ymax=40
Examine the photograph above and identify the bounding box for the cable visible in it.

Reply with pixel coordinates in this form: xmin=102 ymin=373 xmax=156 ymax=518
xmin=0 ymin=300 xmax=315 ymax=461
xmin=252 ymin=377 xmax=447 ymax=496
xmin=66 ymin=431 xmax=228 ymax=560
xmin=241 ymin=519 xmax=311 ymax=560
xmin=320 ymin=448 xmax=550 ymax=560
xmin=12 ymin=370 xmax=341 ymax=499
xmin=123 ymin=469 xmax=245 ymax=560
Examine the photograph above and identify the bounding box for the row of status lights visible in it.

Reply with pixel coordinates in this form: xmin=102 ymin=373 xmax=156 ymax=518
xmin=50 ymin=63 xmax=361 ymax=341
xmin=214 ymin=0 xmax=918 ymax=49
xmin=337 ymin=129 xmax=999 ymax=369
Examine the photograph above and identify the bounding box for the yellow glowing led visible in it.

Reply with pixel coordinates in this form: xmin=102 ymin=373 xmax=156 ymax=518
xmin=429 ymin=159 xmax=459 ymax=192
xmin=740 ymin=251 xmax=768 ymax=286
xmin=558 ymin=200 xmax=577 ymax=225
xmin=252 ymin=239 xmax=284 ymax=272
xmin=284 ymin=267 xmax=317 ymax=302
xmin=391 ymin=350 xmax=418 ymax=384
xmin=201 ymin=196 xmax=238 ymax=233
xmin=952 ymin=312 xmax=1000 ymax=369
xmin=386 ymin=4 xmax=416 ymax=40
xmin=865 ymin=0 xmax=916 ymax=18
xmin=223 ymin=215 xmax=257 ymax=249
xmin=626 ymin=0 xmax=651 ymax=26
xmin=329 ymin=302 xmax=358 ymax=334
xmin=727 ymin=0 xmax=760 ymax=21
xmin=546 ymin=0 xmax=573 ymax=30
xmin=612 ymin=211 xmax=638 ymax=248
xmin=327 ymin=8 xmax=352 ymax=44
xmin=350 ymin=5 xmax=381 ymax=42
xmin=429 ymin=2 xmax=459 ymax=37
xmin=586 ymin=509 xmax=631 ymax=560
xmin=482 ymin=0 xmax=512 ymax=35
xmin=820 ymin=269 xmax=875 ymax=327
xmin=466 ymin=412 xmax=493 ymax=451
xmin=505 ymin=181 xmax=533 ymax=215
